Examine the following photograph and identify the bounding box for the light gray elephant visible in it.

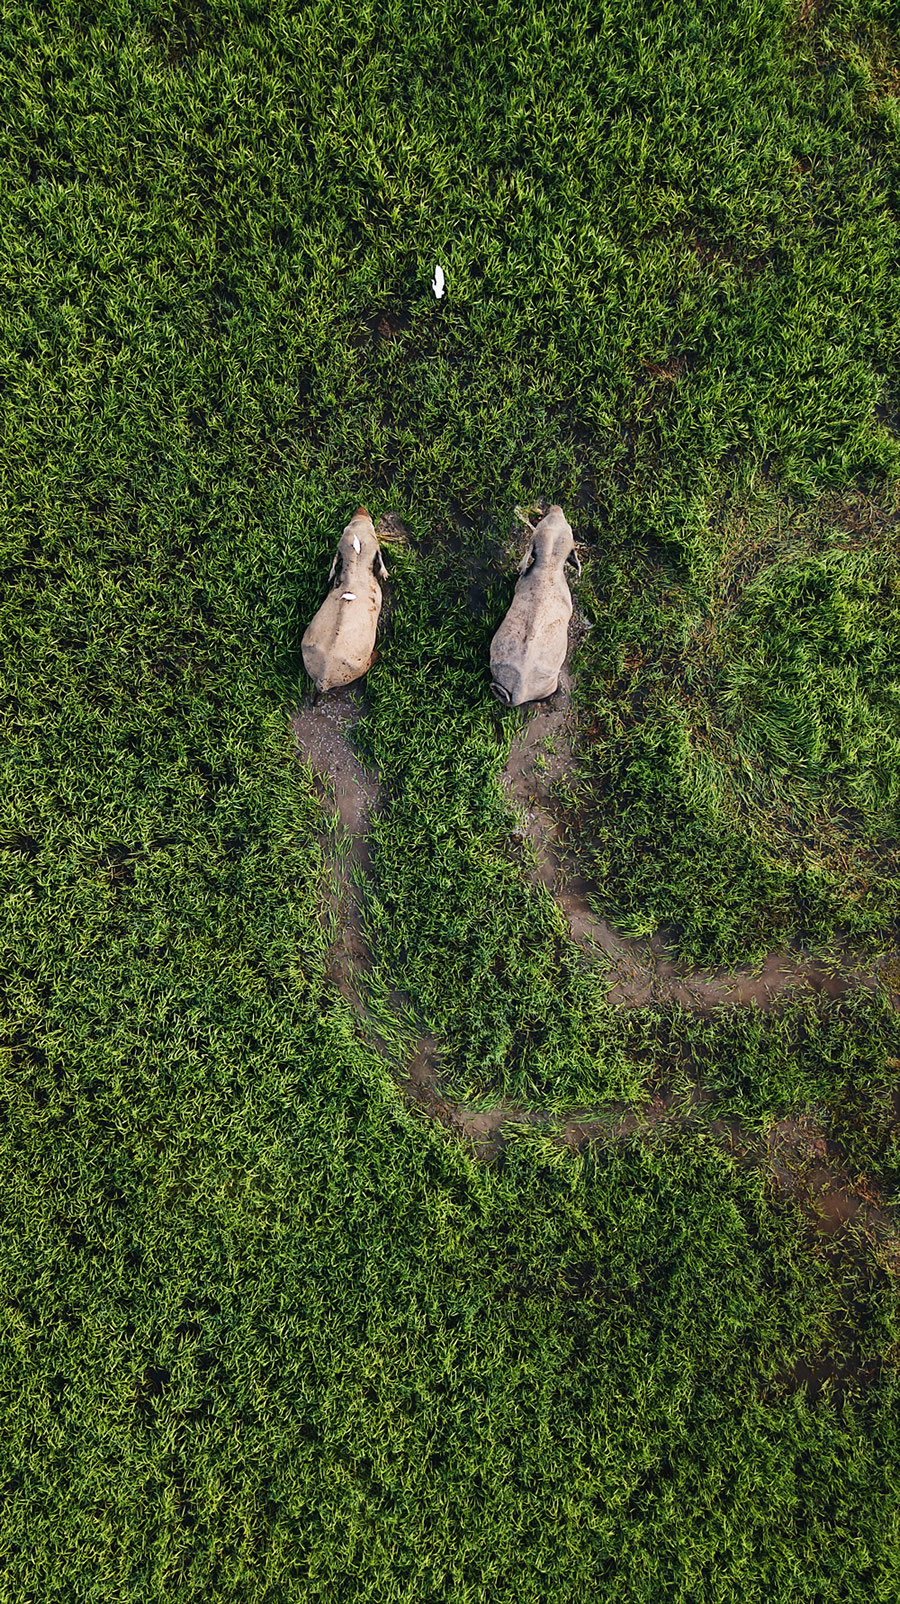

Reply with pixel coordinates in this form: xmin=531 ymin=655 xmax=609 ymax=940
xmin=301 ymin=507 xmax=388 ymax=693
xmin=489 ymin=504 xmax=581 ymax=706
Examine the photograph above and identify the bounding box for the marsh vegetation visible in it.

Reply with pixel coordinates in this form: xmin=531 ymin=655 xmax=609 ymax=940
xmin=2 ymin=0 xmax=900 ymax=1597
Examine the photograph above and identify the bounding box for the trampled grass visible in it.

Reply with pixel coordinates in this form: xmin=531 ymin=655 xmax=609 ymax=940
xmin=2 ymin=0 xmax=900 ymax=1597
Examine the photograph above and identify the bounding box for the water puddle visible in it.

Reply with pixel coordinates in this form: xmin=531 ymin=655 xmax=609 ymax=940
xmin=764 ymin=1111 xmax=899 ymax=1258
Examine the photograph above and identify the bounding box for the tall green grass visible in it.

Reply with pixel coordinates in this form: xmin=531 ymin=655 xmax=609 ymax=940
xmin=2 ymin=0 xmax=900 ymax=1597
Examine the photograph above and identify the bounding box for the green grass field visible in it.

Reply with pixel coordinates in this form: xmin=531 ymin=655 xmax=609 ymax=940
xmin=3 ymin=0 xmax=900 ymax=1596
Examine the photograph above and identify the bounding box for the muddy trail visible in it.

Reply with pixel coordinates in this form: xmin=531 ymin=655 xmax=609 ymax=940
xmin=290 ymin=633 xmax=898 ymax=1106
xmin=402 ymin=1048 xmax=900 ymax=1403
xmin=401 ymin=1034 xmax=900 ymax=1353
xmin=290 ymin=689 xmax=379 ymax=1009
xmin=401 ymin=1037 xmax=900 ymax=1403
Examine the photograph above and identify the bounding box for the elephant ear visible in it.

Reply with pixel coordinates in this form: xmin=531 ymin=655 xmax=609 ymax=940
xmin=328 ymin=547 xmax=342 ymax=584
xmin=518 ymin=539 xmax=535 ymax=575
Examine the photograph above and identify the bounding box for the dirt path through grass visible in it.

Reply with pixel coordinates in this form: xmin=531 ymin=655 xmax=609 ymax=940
xmin=290 ymin=622 xmax=896 ymax=1021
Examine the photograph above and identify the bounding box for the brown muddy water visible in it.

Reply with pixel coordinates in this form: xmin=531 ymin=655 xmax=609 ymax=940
xmin=289 ymin=618 xmax=894 ymax=1037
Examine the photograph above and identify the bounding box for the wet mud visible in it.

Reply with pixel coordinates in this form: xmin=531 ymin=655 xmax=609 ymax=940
xmin=407 ymin=1072 xmax=897 ymax=1394
xmin=763 ymin=1111 xmax=900 ymax=1263
xmin=374 ymin=510 xmax=409 ymax=545
xmin=402 ymin=1036 xmax=566 ymax=1162
xmin=290 ymin=689 xmax=379 ymax=1009
xmin=773 ymin=1347 xmax=885 ymax=1406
